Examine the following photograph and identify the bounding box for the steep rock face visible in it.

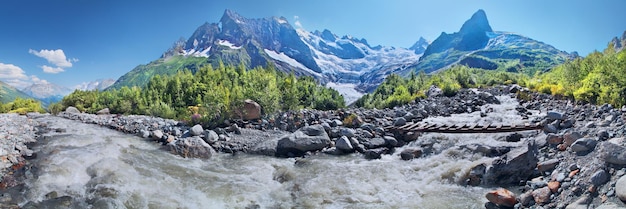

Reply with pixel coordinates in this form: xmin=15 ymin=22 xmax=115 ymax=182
xmin=610 ymin=30 xmax=626 ymax=52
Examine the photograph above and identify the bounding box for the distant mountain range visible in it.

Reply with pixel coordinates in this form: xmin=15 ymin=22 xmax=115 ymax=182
xmin=19 ymin=79 xmax=114 ymax=104
xmin=108 ymin=9 xmax=576 ymax=96
xmin=0 ymin=80 xmax=36 ymax=104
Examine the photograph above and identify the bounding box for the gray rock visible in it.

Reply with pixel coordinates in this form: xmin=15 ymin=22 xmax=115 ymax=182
xmin=596 ymin=202 xmax=624 ymax=209
xmin=599 ymin=142 xmax=626 ymax=165
xmin=364 ymin=148 xmax=388 ymax=159
xmin=484 ymin=142 xmax=539 ymax=185
xmin=560 ymin=119 xmax=575 ymax=129
xmin=335 ymin=136 xmax=354 ymax=152
xmin=547 ymin=111 xmax=565 ymax=120
xmin=383 ymin=136 xmax=398 ymax=147
xmin=96 ymin=108 xmax=110 ymax=115
xmin=570 ymin=138 xmax=597 ymax=154
xmin=138 ymin=129 xmax=150 ymax=138
xmin=563 ymin=132 xmax=583 ymax=146
xmin=276 ymin=125 xmax=331 ymax=157
xmin=565 ymin=196 xmax=590 ymax=209
xmin=590 ymin=170 xmax=609 ymax=186
xmin=479 ymin=92 xmax=500 ymax=104
xmin=250 ymin=138 xmax=279 ymax=157
xmin=190 ymin=124 xmax=204 ymax=136
xmin=426 ymin=85 xmax=443 ymax=97
xmin=394 ymin=117 xmax=407 ymax=126
xmin=151 ymin=130 xmax=163 ymax=140
xmin=615 ymin=175 xmax=626 ymax=203
xmin=400 ymin=148 xmax=423 ymax=160
xmin=204 ymin=130 xmax=219 ymax=144
xmin=65 ymin=106 xmax=80 ymax=114
xmin=543 ymin=124 xmax=558 ymax=134
xmin=331 ymin=119 xmax=343 ymax=127
xmin=364 ymin=137 xmax=387 ymax=149
xmin=340 ymin=128 xmax=356 ymax=138
xmin=167 ymin=136 xmax=216 ymax=159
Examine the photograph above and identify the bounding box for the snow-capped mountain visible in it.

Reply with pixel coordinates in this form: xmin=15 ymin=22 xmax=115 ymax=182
xmin=21 ymin=82 xmax=73 ymax=104
xmin=111 ymin=9 xmax=573 ymax=100
xmin=75 ymin=78 xmax=115 ymax=91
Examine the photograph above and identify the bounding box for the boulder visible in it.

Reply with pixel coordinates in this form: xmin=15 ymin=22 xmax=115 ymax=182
xmin=335 ymin=136 xmax=354 ymax=152
xmin=570 ymin=137 xmax=597 ymax=154
xmin=485 ymin=188 xmax=517 ymax=207
xmin=383 ymin=136 xmax=398 ymax=147
xmin=203 ymin=130 xmax=219 ymax=144
xmin=563 ymin=132 xmax=583 ymax=146
xmin=363 ymin=147 xmax=388 ymax=159
xmin=599 ymin=142 xmax=626 ymax=165
xmin=479 ymin=92 xmax=500 ymax=104
xmin=167 ymin=136 xmax=216 ymax=159
xmin=546 ymin=134 xmax=563 ymax=145
xmin=400 ymin=148 xmax=423 ymax=161
xmin=65 ymin=106 xmax=80 ymax=114
xmin=242 ymin=99 xmax=261 ymax=120
xmin=151 ymin=130 xmax=164 ymax=140
xmin=394 ymin=117 xmax=407 ymax=126
xmin=426 ymin=85 xmax=443 ymax=97
xmin=531 ymin=186 xmax=552 ymax=205
xmin=190 ymin=124 xmax=204 ymax=136
xmin=276 ymin=125 xmax=331 ymax=157
xmin=96 ymin=108 xmax=110 ymax=115
xmin=340 ymin=128 xmax=356 ymax=138
xmin=547 ymin=111 xmax=565 ymax=120
xmin=363 ymin=137 xmax=387 ymax=149
xmin=484 ymin=142 xmax=538 ymax=185
xmin=590 ymin=170 xmax=609 ymax=186
xmin=543 ymin=124 xmax=558 ymax=134
xmin=548 ymin=181 xmax=560 ymax=193
xmin=616 ymin=175 xmax=626 ymax=203
xmin=249 ymin=138 xmax=280 ymax=157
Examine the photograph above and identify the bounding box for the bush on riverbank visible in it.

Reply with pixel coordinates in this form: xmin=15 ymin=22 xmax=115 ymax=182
xmin=0 ymin=97 xmax=45 ymax=114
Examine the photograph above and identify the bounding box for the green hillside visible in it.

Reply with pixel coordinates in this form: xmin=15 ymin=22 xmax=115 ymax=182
xmin=107 ymin=55 xmax=210 ymax=90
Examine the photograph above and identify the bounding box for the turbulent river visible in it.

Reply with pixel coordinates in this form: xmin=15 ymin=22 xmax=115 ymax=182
xmin=24 ymin=96 xmax=533 ymax=208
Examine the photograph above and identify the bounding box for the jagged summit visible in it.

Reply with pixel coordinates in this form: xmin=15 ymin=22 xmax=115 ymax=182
xmin=409 ymin=37 xmax=429 ymax=54
xmin=459 ymin=9 xmax=493 ymax=35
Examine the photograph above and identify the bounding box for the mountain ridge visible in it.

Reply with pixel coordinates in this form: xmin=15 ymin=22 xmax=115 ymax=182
xmin=109 ymin=9 xmax=573 ymax=97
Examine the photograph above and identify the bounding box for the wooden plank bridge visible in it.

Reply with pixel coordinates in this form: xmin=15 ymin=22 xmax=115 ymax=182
xmin=387 ymin=122 xmax=543 ymax=134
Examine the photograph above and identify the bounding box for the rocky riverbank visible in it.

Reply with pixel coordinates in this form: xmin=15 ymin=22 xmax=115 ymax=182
xmin=0 ymin=113 xmax=41 ymax=187
xmin=3 ymin=85 xmax=626 ymax=208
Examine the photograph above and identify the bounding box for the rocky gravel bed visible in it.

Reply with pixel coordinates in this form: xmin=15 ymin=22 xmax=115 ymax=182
xmin=0 ymin=113 xmax=42 ymax=189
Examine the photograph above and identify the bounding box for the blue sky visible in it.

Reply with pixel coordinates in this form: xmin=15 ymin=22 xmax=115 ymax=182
xmin=1 ymin=0 xmax=625 ymax=89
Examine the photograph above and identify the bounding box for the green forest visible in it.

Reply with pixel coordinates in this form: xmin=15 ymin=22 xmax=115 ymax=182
xmin=54 ymin=63 xmax=345 ymax=126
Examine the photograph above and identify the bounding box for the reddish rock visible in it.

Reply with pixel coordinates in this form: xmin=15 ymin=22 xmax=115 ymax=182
xmin=569 ymin=169 xmax=579 ymax=178
xmin=485 ymin=188 xmax=517 ymax=207
xmin=557 ymin=143 xmax=568 ymax=151
xmin=563 ymin=132 xmax=583 ymax=147
xmin=532 ymin=187 xmax=552 ymax=205
xmin=546 ymin=134 xmax=563 ymax=145
xmin=548 ymin=181 xmax=560 ymax=193
xmin=241 ymin=99 xmax=261 ymax=120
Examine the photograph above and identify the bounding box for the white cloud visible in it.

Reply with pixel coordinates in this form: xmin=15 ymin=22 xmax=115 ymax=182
xmin=294 ymin=16 xmax=303 ymax=28
xmin=42 ymin=65 xmax=65 ymax=74
xmin=30 ymin=75 xmax=49 ymax=85
xmin=3 ymin=78 xmax=31 ymax=89
xmin=29 ymin=49 xmax=78 ymax=74
xmin=0 ymin=63 xmax=28 ymax=79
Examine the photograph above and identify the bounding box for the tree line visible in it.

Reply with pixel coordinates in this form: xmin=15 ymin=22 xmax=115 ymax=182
xmin=54 ymin=63 xmax=345 ymax=126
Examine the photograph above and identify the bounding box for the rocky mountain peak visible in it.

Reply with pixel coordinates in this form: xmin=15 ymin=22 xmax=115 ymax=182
xmin=459 ymin=9 xmax=493 ymax=35
xmin=321 ymin=29 xmax=337 ymax=42
xmin=409 ymin=37 xmax=429 ymax=54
